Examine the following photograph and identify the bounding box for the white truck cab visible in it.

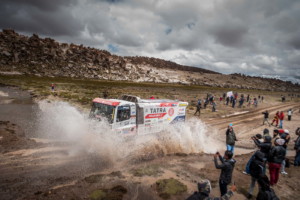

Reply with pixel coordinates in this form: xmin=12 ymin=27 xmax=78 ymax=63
xmin=89 ymin=95 xmax=188 ymax=135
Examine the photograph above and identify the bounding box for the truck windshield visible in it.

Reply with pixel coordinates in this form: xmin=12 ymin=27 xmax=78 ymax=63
xmin=90 ymin=102 xmax=115 ymax=124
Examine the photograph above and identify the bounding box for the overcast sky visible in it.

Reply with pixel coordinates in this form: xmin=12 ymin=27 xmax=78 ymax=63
xmin=1 ymin=0 xmax=300 ymax=82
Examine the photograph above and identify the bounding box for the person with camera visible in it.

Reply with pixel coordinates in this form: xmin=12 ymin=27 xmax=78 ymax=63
xmin=243 ymin=134 xmax=271 ymax=175
xmin=214 ymin=151 xmax=236 ymax=197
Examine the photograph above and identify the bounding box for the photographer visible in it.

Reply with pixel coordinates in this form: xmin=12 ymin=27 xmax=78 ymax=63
xmin=243 ymin=134 xmax=270 ymax=175
xmin=214 ymin=151 xmax=236 ymax=196
xmin=246 ymin=151 xmax=266 ymax=199
xmin=252 ymin=134 xmax=272 ymax=156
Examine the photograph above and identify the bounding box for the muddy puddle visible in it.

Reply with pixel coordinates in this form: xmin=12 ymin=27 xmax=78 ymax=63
xmin=0 ymin=86 xmax=39 ymax=137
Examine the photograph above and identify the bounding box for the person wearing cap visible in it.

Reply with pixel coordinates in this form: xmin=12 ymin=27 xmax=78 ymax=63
xmin=226 ymin=124 xmax=238 ymax=154
xmin=294 ymin=127 xmax=300 ymax=166
xmin=186 ymin=179 xmax=236 ymax=200
xmin=268 ymin=138 xmax=286 ymax=185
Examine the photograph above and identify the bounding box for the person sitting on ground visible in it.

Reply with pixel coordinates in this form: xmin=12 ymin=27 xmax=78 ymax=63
xmin=186 ymin=179 xmax=236 ymax=200
xmin=214 ymin=151 xmax=236 ymax=197
xmin=294 ymin=127 xmax=300 ymax=166
xmin=256 ymin=175 xmax=279 ymax=200
xmin=246 ymin=151 xmax=266 ymax=199
xmin=268 ymin=138 xmax=286 ymax=186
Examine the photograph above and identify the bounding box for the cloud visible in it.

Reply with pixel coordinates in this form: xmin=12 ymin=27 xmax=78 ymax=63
xmin=0 ymin=0 xmax=299 ymax=81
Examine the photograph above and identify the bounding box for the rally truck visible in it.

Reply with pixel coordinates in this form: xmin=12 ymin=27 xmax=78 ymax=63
xmin=89 ymin=95 xmax=188 ymax=135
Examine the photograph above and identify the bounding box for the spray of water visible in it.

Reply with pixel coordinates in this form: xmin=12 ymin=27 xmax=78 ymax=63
xmin=36 ymin=100 xmax=223 ymax=164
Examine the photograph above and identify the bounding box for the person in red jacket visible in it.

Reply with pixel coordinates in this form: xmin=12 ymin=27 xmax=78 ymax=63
xmin=279 ymin=111 xmax=284 ymax=128
xmin=271 ymin=111 xmax=279 ymax=127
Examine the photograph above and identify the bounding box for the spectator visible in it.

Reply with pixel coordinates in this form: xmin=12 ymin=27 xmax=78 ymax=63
xmin=287 ymin=109 xmax=293 ymax=121
xmin=279 ymin=111 xmax=284 ymax=128
xmin=253 ymin=98 xmax=258 ymax=107
xmin=212 ymin=101 xmax=216 ymax=112
xmin=214 ymin=151 xmax=236 ymax=197
xmin=256 ymin=175 xmax=279 ymax=200
xmin=103 ymin=90 xmax=108 ymax=99
xmin=50 ymin=83 xmax=55 ymax=91
xmin=280 ymin=129 xmax=290 ymax=175
xmin=262 ymin=110 xmax=270 ymax=126
xmin=271 ymin=129 xmax=280 ymax=146
xmin=226 ymin=96 xmax=230 ymax=105
xmin=294 ymin=127 xmax=300 ymax=166
xmin=243 ymin=134 xmax=271 ymax=175
xmin=194 ymin=104 xmax=201 ymax=116
xmin=246 ymin=151 xmax=266 ymax=199
xmin=226 ymin=124 xmax=238 ymax=154
xmin=231 ymin=98 xmax=236 ymax=108
xmin=268 ymin=138 xmax=286 ymax=186
xmin=271 ymin=111 xmax=280 ymax=127
xmin=263 ymin=128 xmax=270 ymax=138
xmin=204 ymin=98 xmax=209 ymax=109
xmin=186 ymin=179 xmax=236 ymax=200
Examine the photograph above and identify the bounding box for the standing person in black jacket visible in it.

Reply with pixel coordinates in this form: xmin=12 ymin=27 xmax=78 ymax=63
xmin=214 ymin=150 xmax=236 ymax=196
xmin=262 ymin=110 xmax=270 ymax=125
xmin=294 ymin=127 xmax=300 ymax=166
xmin=268 ymin=138 xmax=286 ymax=186
xmin=256 ymin=175 xmax=279 ymax=200
xmin=246 ymin=151 xmax=266 ymax=199
xmin=243 ymin=134 xmax=271 ymax=175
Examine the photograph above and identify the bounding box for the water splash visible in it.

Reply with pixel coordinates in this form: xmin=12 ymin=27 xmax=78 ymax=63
xmin=36 ymin=100 xmax=222 ymax=162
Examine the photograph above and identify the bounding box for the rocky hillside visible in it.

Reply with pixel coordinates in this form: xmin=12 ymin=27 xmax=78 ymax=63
xmin=0 ymin=29 xmax=299 ymax=91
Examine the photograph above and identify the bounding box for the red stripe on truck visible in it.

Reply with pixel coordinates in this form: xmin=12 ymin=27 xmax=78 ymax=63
xmin=92 ymin=98 xmax=120 ymax=106
xmin=145 ymin=113 xmax=167 ymax=119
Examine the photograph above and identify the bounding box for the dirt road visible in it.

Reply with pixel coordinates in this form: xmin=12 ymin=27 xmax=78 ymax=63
xmin=0 ymin=87 xmax=300 ymax=200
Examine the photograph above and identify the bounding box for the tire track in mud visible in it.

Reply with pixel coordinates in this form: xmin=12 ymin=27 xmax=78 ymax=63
xmin=202 ymin=102 xmax=300 ymax=151
xmin=205 ymin=102 xmax=300 ymax=129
